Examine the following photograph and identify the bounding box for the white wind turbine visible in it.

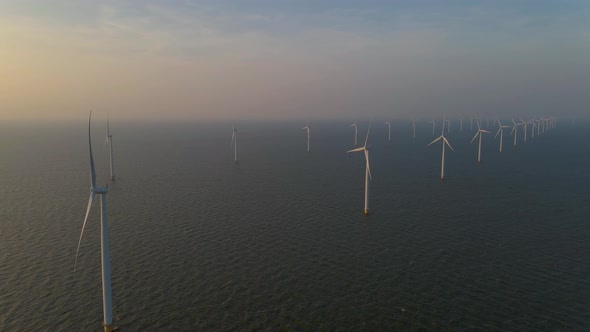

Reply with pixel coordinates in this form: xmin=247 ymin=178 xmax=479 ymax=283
xmin=105 ymin=115 xmax=115 ymax=180
xmin=302 ymin=124 xmax=310 ymax=152
xmin=510 ymin=119 xmax=522 ymax=147
xmin=430 ymin=120 xmax=436 ymax=136
xmin=494 ymin=119 xmax=511 ymax=153
xmin=470 ymin=121 xmax=491 ymax=163
xmin=231 ymin=125 xmax=238 ymax=163
xmin=428 ymin=117 xmax=454 ymax=180
xmin=384 ymin=121 xmax=391 ymax=143
xmin=347 ymin=122 xmax=373 ymax=215
xmin=350 ymin=122 xmax=358 ymax=146
xmin=445 ymin=119 xmax=451 ymax=134
xmin=530 ymin=118 xmax=537 ymax=139
xmin=520 ymin=118 xmax=529 ymax=143
xmin=75 ymin=111 xmax=117 ymax=332
xmin=411 ymin=119 xmax=416 ymax=139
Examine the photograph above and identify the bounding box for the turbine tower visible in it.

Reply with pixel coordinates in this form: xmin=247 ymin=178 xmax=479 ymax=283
xmin=494 ymin=119 xmax=511 ymax=153
xmin=302 ymin=124 xmax=310 ymax=152
xmin=105 ymin=115 xmax=115 ymax=180
xmin=384 ymin=121 xmax=391 ymax=143
xmin=75 ymin=111 xmax=117 ymax=332
xmin=411 ymin=119 xmax=416 ymax=139
xmin=347 ymin=122 xmax=373 ymax=215
xmin=428 ymin=117 xmax=454 ymax=180
xmin=231 ymin=125 xmax=238 ymax=163
xmin=350 ymin=122 xmax=358 ymax=146
xmin=470 ymin=120 xmax=491 ymax=163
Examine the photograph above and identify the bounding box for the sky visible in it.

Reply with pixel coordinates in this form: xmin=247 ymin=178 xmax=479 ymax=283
xmin=1 ymin=0 xmax=589 ymax=122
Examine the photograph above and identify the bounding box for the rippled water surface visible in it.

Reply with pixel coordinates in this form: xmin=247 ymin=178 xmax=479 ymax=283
xmin=1 ymin=120 xmax=589 ymax=331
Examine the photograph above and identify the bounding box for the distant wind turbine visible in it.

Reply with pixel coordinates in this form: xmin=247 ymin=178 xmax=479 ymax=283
xmin=105 ymin=115 xmax=115 ymax=180
xmin=430 ymin=120 xmax=436 ymax=136
xmin=470 ymin=121 xmax=491 ymax=163
xmin=494 ymin=119 xmax=511 ymax=153
xmin=428 ymin=117 xmax=454 ymax=180
xmin=350 ymin=122 xmax=358 ymax=146
xmin=347 ymin=122 xmax=373 ymax=215
xmin=231 ymin=125 xmax=238 ymax=163
xmin=75 ymin=111 xmax=117 ymax=332
xmin=510 ymin=119 xmax=522 ymax=147
xmin=384 ymin=121 xmax=391 ymax=143
xmin=302 ymin=124 xmax=310 ymax=152
xmin=520 ymin=118 xmax=529 ymax=143
xmin=411 ymin=119 xmax=416 ymax=139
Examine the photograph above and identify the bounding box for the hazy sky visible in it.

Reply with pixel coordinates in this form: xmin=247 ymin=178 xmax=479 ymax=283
xmin=1 ymin=0 xmax=589 ymax=121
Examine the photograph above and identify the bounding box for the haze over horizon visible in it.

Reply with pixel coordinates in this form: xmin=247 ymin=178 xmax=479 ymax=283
xmin=1 ymin=0 xmax=589 ymax=122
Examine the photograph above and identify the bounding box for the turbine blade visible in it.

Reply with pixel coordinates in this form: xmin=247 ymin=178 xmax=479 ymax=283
xmin=470 ymin=132 xmax=479 ymax=144
xmin=231 ymin=131 xmax=235 ymax=145
xmin=363 ymin=121 xmax=372 ymax=147
xmin=494 ymin=127 xmax=502 ymax=139
xmin=481 ymin=130 xmax=491 ymax=133
xmin=443 ymin=137 xmax=454 ymax=151
xmin=88 ymin=111 xmax=96 ymax=189
xmin=75 ymin=192 xmax=95 ymax=270
xmin=427 ymin=136 xmax=443 ymax=146
xmin=347 ymin=147 xmax=365 ymax=153
xmin=365 ymin=150 xmax=372 ymax=181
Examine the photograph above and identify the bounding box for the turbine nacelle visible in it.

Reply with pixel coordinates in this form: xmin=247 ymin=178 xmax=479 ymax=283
xmin=93 ymin=186 xmax=109 ymax=194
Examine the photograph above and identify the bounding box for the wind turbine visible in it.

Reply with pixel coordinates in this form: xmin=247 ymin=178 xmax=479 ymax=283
xmin=520 ymin=118 xmax=529 ymax=143
xmin=302 ymin=124 xmax=310 ymax=152
xmin=411 ymin=119 xmax=416 ymax=139
xmin=350 ymin=122 xmax=358 ymax=146
xmin=428 ymin=117 xmax=454 ymax=180
xmin=384 ymin=121 xmax=391 ymax=143
xmin=494 ymin=119 xmax=511 ymax=153
xmin=445 ymin=119 xmax=451 ymax=134
xmin=510 ymin=119 xmax=522 ymax=147
xmin=347 ymin=122 xmax=373 ymax=215
xmin=530 ymin=118 xmax=537 ymax=139
xmin=470 ymin=121 xmax=491 ymax=163
xmin=430 ymin=120 xmax=436 ymax=136
xmin=75 ymin=111 xmax=117 ymax=332
xmin=105 ymin=115 xmax=115 ymax=180
xmin=231 ymin=125 xmax=238 ymax=163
